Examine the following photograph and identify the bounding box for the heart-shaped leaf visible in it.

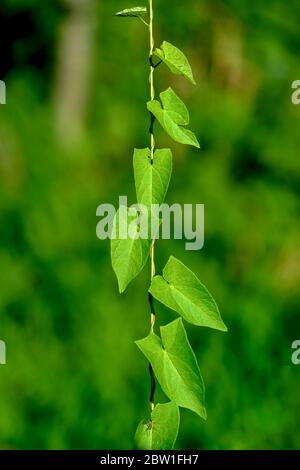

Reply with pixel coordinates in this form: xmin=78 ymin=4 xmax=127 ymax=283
xmin=154 ymin=41 xmax=196 ymax=85
xmin=111 ymin=207 xmax=150 ymax=293
xmin=147 ymin=88 xmax=200 ymax=148
xmin=115 ymin=6 xmax=147 ymax=17
xmin=149 ymin=256 xmax=227 ymax=331
xmin=136 ymin=318 xmax=207 ymax=419
xmin=133 ymin=148 xmax=172 ymax=209
xmin=134 ymin=401 xmax=180 ymax=450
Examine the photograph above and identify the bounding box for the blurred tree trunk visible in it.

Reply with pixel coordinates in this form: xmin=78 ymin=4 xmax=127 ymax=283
xmin=54 ymin=0 xmax=96 ymax=146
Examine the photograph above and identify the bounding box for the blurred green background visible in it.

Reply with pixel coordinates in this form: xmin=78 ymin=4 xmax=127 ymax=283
xmin=0 ymin=0 xmax=300 ymax=450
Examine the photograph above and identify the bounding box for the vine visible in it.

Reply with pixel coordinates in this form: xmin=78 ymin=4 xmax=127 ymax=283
xmin=112 ymin=2 xmax=227 ymax=450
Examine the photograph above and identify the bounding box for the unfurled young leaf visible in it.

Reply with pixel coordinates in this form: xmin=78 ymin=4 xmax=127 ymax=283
xmin=134 ymin=401 xmax=180 ymax=450
xmin=133 ymin=148 xmax=172 ymax=209
xmin=111 ymin=207 xmax=150 ymax=293
xmin=136 ymin=318 xmax=207 ymax=419
xmin=149 ymin=256 xmax=227 ymax=332
xmin=147 ymin=88 xmax=200 ymax=148
xmin=114 ymin=6 xmax=147 ymax=17
xmin=154 ymin=41 xmax=196 ymax=85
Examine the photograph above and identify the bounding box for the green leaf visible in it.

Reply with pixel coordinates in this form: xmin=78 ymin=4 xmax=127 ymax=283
xmin=134 ymin=402 xmax=180 ymax=450
xmin=149 ymin=256 xmax=227 ymax=332
xmin=114 ymin=6 xmax=147 ymax=17
xmin=147 ymin=88 xmax=200 ymax=148
xmin=136 ymin=318 xmax=206 ymax=419
xmin=133 ymin=148 xmax=172 ymax=209
xmin=154 ymin=41 xmax=196 ymax=85
xmin=111 ymin=207 xmax=150 ymax=293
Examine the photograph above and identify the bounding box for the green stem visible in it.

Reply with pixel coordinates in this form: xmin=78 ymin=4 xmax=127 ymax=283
xmin=148 ymin=0 xmax=156 ymax=412
xmin=138 ymin=16 xmax=149 ymax=27
xmin=149 ymin=0 xmax=155 ymax=161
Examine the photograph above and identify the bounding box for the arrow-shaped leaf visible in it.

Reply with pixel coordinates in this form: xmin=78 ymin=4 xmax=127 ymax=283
xmin=111 ymin=207 xmax=150 ymax=293
xmin=115 ymin=6 xmax=147 ymax=17
xmin=147 ymin=88 xmax=200 ymax=148
xmin=136 ymin=318 xmax=207 ymax=419
xmin=149 ymin=256 xmax=227 ymax=331
xmin=154 ymin=41 xmax=196 ymax=85
xmin=134 ymin=401 xmax=180 ymax=450
xmin=133 ymin=148 xmax=172 ymax=209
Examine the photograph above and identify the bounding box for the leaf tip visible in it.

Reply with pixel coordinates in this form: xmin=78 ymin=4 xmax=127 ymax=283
xmin=118 ymin=282 xmax=126 ymax=294
xmin=165 ymin=255 xmax=178 ymax=269
xmin=221 ymin=322 xmax=228 ymax=333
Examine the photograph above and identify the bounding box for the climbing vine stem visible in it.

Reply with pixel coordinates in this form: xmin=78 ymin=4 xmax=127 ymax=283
xmin=112 ymin=1 xmax=227 ymax=450
xmin=148 ymin=0 xmax=156 ymax=412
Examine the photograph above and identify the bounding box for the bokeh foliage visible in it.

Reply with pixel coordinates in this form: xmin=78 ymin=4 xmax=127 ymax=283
xmin=0 ymin=0 xmax=300 ymax=449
